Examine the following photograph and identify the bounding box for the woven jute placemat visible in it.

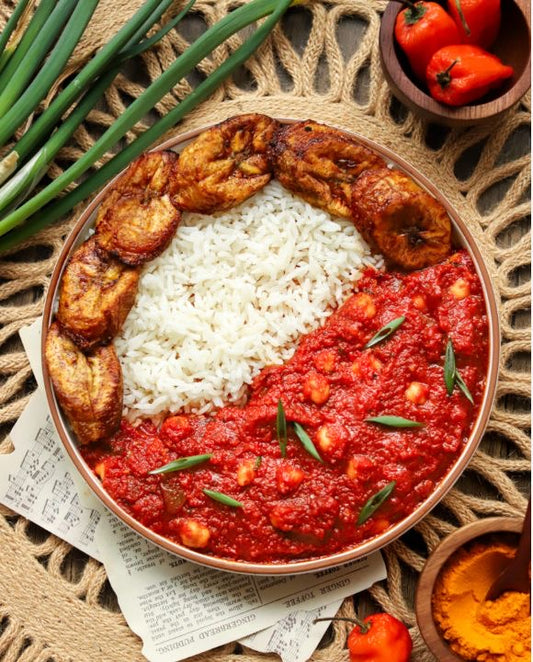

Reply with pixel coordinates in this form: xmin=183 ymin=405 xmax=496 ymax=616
xmin=0 ymin=1 xmax=530 ymax=660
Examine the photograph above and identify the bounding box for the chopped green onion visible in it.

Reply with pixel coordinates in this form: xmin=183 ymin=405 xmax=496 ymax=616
xmin=276 ymin=400 xmax=287 ymax=457
xmin=357 ymin=481 xmax=396 ymax=525
xmin=0 ymin=0 xmax=293 ymax=245
xmin=203 ymin=489 xmax=243 ymax=508
xmin=443 ymin=338 xmax=474 ymax=404
xmin=149 ymin=454 xmax=212 ymax=475
xmin=455 ymin=372 xmax=474 ymax=404
xmin=364 ymin=316 xmax=405 ymax=349
xmin=365 ymin=415 xmax=423 ymax=428
xmin=444 ymin=339 xmax=456 ymax=395
xmin=293 ymin=422 xmax=324 ymax=463
xmin=254 ymin=456 xmax=262 ymax=470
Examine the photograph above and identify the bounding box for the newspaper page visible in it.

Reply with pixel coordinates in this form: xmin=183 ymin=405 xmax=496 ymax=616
xmin=98 ymin=509 xmax=385 ymax=662
xmin=0 ymin=389 xmax=103 ymax=560
xmin=0 ymin=319 xmax=388 ymax=662
xmin=239 ymin=601 xmax=342 ymax=662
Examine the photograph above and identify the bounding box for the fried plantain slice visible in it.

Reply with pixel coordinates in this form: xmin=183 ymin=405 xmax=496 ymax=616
xmin=269 ymin=120 xmax=386 ymax=218
xmin=45 ymin=322 xmax=123 ymax=445
xmin=95 ymin=150 xmax=180 ymax=265
xmin=171 ymin=113 xmax=279 ymax=213
xmin=57 ymin=237 xmax=139 ymax=351
xmin=351 ymin=168 xmax=452 ymax=270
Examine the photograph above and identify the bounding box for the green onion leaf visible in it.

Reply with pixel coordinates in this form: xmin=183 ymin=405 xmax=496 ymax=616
xmin=149 ymin=454 xmax=212 ymax=475
xmin=254 ymin=456 xmax=263 ymax=470
xmin=455 ymin=372 xmax=474 ymax=404
xmin=444 ymin=339 xmax=456 ymax=395
xmin=444 ymin=338 xmax=474 ymax=404
xmin=203 ymin=489 xmax=243 ymax=508
xmin=365 ymin=415 xmax=423 ymax=428
xmin=276 ymin=400 xmax=287 ymax=457
xmin=357 ymin=481 xmax=396 ymax=525
xmin=0 ymin=0 xmax=34 ymax=74
xmin=364 ymin=316 xmax=405 ymax=349
xmin=293 ymin=422 xmax=324 ymax=463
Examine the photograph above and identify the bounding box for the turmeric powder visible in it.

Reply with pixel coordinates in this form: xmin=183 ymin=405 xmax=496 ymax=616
xmin=432 ymin=540 xmax=531 ymax=661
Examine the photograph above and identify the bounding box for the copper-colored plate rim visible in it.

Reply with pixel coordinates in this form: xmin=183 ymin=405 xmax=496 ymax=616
xmin=379 ymin=0 xmax=531 ymax=124
xmin=42 ymin=118 xmax=501 ymax=575
xmin=414 ymin=516 xmax=523 ymax=660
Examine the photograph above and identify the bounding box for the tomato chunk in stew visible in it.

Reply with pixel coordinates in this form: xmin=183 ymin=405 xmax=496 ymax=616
xmin=83 ymin=251 xmax=488 ymax=562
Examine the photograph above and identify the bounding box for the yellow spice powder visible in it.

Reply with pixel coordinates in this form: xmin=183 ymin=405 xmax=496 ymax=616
xmin=432 ymin=540 xmax=531 ymax=661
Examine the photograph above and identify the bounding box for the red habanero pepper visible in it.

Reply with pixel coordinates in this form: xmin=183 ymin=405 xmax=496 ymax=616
xmin=447 ymin=0 xmax=501 ymax=49
xmin=426 ymin=44 xmax=513 ymax=106
xmin=394 ymin=1 xmax=462 ymax=81
xmin=315 ymin=613 xmax=413 ymax=662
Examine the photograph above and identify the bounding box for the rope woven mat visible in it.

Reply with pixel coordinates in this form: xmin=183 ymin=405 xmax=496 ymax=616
xmin=0 ymin=1 xmax=530 ymax=660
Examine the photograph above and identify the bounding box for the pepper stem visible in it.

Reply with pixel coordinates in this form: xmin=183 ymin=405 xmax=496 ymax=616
xmin=453 ymin=0 xmax=471 ymax=35
xmin=436 ymin=59 xmax=459 ymax=89
xmin=399 ymin=0 xmax=428 ymax=25
xmin=313 ymin=616 xmax=371 ymax=635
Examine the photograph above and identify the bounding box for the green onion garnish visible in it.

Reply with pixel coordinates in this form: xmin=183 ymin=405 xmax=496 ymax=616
xmin=149 ymin=454 xmax=212 ymax=475
xmin=203 ymin=489 xmax=243 ymax=508
xmin=444 ymin=339 xmax=456 ymax=395
xmin=455 ymin=371 xmax=474 ymax=404
xmin=293 ymin=422 xmax=324 ymax=463
xmin=254 ymin=456 xmax=263 ymax=470
xmin=357 ymin=481 xmax=396 ymax=525
xmin=276 ymin=400 xmax=287 ymax=457
xmin=364 ymin=316 xmax=405 ymax=349
xmin=365 ymin=415 xmax=423 ymax=428
xmin=443 ymin=339 xmax=474 ymax=404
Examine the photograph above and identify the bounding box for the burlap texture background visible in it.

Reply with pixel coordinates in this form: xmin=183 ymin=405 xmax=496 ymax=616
xmin=0 ymin=1 xmax=530 ymax=660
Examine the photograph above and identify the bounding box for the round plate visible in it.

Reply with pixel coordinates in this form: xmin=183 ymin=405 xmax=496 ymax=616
xmin=42 ymin=119 xmax=500 ymax=574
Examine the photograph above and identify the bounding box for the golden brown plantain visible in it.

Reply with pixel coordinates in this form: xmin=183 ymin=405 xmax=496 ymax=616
xmin=45 ymin=322 xmax=123 ymax=445
xmin=269 ymin=120 xmax=385 ymax=218
xmin=57 ymin=237 xmax=139 ymax=351
xmin=351 ymin=168 xmax=452 ymax=270
xmin=96 ymin=150 xmax=180 ymax=265
xmin=171 ymin=113 xmax=279 ymax=213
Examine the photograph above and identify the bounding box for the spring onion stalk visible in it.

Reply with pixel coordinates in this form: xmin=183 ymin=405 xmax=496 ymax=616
xmin=0 ymin=0 xmax=77 ymax=118
xmin=0 ymin=0 xmax=99 ymax=147
xmin=0 ymin=2 xmax=195 ymax=206
xmin=0 ymin=0 xmax=56 ymax=89
xmin=0 ymin=0 xmax=293 ymax=246
xmin=0 ymin=0 xmax=35 ymax=73
xmin=0 ymin=0 xmax=177 ymax=172
xmin=0 ymin=69 xmax=117 ymax=215
xmin=118 ymin=0 xmax=196 ymax=62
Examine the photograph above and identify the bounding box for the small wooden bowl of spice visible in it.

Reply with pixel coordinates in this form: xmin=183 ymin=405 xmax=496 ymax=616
xmin=415 ymin=514 xmax=531 ymax=661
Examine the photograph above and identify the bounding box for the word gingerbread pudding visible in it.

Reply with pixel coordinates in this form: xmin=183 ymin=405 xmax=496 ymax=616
xmin=45 ymin=115 xmax=489 ymax=563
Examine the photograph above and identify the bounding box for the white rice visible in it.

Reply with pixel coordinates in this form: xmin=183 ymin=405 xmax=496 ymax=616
xmin=115 ymin=180 xmax=382 ymax=418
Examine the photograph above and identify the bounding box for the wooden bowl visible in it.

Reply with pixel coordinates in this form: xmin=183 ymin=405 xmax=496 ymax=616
xmin=415 ymin=517 xmax=523 ymax=660
xmin=380 ymin=0 xmax=531 ymax=127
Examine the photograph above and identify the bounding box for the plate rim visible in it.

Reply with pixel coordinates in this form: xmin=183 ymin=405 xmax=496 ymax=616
xmin=41 ymin=117 xmax=501 ymax=575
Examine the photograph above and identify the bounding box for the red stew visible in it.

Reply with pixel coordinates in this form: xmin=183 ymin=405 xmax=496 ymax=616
xmin=82 ymin=251 xmax=489 ymax=563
